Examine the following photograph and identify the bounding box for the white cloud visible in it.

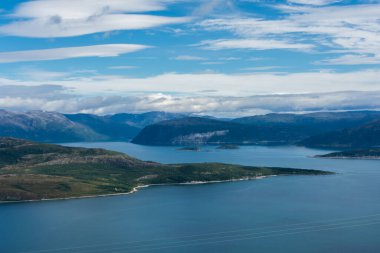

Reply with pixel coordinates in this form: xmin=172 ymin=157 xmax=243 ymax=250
xmin=201 ymin=61 xmax=225 ymax=65
xmin=219 ymin=57 xmax=240 ymax=61
xmin=11 ymin=0 xmax=174 ymax=18
xmin=0 ymin=0 xmax=189 ymax=38
xmin=192 ymin=0 xmax=236 ymax=17
xmin=18 ymin=69 xmax=69 ymax=81
xmin=200 ymin=39 xmax=313 ymax=50
xmin=0 ymin=44 xmax=150 ymax=63
xmin=1 ymin=86 xmax=380 ymax=117
xmin=108 ymin=66 xmax=137 ymax=70
xmin=287 ymin=0 xmax=341 ymax=6
xmin=198 ymin=3 xmax=380 ymax=64
xmin=318 ymin=54 xmax=380 ymax=65
xmin=241 ymin=66 xmax=282 ymax=71
xmin=2 ymin=69 xmax=376 ymax=97
xmin=173 ymin=55 xmax=208 ymax=61
xmin=2 ymin=67 xmax=380 ymax=97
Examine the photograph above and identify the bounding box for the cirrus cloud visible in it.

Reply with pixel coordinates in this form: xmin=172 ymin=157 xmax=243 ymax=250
xmin=0 ymin=44 xmax=150 ymax=63
xmin=198 ymin=3 xmax=380 ymax=64
xmin=0 ymin=0 xmax=190 ymax=38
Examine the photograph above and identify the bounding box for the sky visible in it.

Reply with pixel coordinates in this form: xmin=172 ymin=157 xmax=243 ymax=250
xmin=0 ymin=0 xmax=380 ymax=117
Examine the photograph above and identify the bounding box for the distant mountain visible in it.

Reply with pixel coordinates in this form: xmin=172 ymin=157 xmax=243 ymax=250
xmin=132 ymin=117 xmax=236 ymax=145
xmin=0 ymin=110 xmax=104 ymax=142
xmin=301 ymin=119 xmax=380 ymax=148
xmin=2 ymin=109 xmax=380 ymax=146
xmin=132 ymin=111 xmax=380 ymax=146
xmin=106 ymin=111 xmax=186 ymax=128
xmin=64 ymin=113 xmax=140 ymax=141
xmin=131 ymin=117 xmax=315 ymax=145
xmin=0 ymin=110 xmax=186 ymax=143
xmin=65 ymin=111 xmax=185 ymax=141
xmin=233 ymin=111 xmax=380 ymax=132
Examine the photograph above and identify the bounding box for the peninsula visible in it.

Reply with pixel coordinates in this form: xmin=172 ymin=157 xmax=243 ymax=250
xmin=316 ymin=149 xmax=380 ymax=159
xmin=0 ymin=137 xmax=332 ymax=202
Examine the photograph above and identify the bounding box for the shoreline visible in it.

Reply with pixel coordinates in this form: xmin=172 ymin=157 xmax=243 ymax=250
xmin=0 ymin=175 xmax=273 ymax=205
xmin=315 ymin=156 xmax=380 ymax=160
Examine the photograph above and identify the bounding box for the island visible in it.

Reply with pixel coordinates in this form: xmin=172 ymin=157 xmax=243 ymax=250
xmin=177 ymin=146 xmax=201 ymax=151
xmin=216 ymin=144 xmax=240 ymax=150
xmin=0 ymin=137 xmax=332 ymax=202
xmin=316 ymin=149 xmax=380 ymax=159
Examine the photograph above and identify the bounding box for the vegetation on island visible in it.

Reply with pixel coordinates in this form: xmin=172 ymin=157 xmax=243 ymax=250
xmin=0 ymin=137 xmax=332 ymax=202
xmin=177 ymin=146 xmax=201 ymax=151
xmin=217 ymin=144 xmax=239 ymax=150
xmin=317 ymin=149 xmax=380 ymax=159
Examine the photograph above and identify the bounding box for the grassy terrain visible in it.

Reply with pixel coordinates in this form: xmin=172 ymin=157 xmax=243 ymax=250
xmin=0 ymin=137 xmax=332 ymax=202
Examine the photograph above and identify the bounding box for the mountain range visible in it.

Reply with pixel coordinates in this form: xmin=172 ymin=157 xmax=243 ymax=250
xmin=0 ymin=109 xmax=184 ymax=143
xmin=300 ymin=119 xmax=380 ymax=148
xmin=1 ymin=109 xmax=380 ymax=149
xmin=132 ymin=111 xmax=380 ymax=147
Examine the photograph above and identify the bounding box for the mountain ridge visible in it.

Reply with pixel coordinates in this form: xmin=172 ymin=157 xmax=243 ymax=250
xmin=301 ymin=119 xmax=380 ymax=148
xmin=0 ymin=109 xmax=184 ymax=143
xmin=132 ymin=111 xmax=380 ymax=146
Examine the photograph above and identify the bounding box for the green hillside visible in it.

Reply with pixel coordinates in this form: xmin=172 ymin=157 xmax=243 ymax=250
xmin=0 ymin=137 xmax=332 ymax=202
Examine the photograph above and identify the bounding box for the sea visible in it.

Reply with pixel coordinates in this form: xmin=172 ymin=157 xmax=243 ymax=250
xmin=1 ymin=142 xmax=380 ymax=253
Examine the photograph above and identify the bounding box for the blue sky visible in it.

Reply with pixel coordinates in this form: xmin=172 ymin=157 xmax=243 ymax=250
xmin=0 ymin=0 xmax=379 ymax=116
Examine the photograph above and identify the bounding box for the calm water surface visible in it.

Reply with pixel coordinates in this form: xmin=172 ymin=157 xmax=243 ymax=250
xmin=1 ymin=143 xmax=380 ymax=253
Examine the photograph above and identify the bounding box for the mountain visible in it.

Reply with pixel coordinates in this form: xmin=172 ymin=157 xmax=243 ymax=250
xmin=2 ymin=109 xmax=380 ymax=146
xmin=0 ymin=110 xmax=104 ymax=142
xmin=0 ymin=110 xmax=185 ymax=143
xmin=301 ymin=119 xmax=380 ymax=148
xmin=132 ymin=111 xmax=380 ymax=146
xmin=233 ymin=111 xmax=380 ymax=133
xmin=64 ymin=113 xmax=140 ymax=141
xmin=65 ymin=111 xmax=186 ymax=140
xmin=0 ymin=137 xmax=331 ymax=201
xmin=106 ymin=111 xmax=186 ymax=128
xmin=132 ymin=117 xmax=316 ymax=145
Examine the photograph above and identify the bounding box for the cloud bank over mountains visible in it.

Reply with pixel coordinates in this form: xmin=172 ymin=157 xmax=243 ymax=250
xmin=1 ymin=84 xmax=380 ymax=117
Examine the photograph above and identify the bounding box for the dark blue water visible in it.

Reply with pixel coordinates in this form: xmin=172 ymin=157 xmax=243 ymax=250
xmin=1 ymin=143 xmax=380 ymax=253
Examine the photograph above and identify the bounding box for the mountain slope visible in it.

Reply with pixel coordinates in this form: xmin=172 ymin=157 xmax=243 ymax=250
xmin=0 ymin=110 xmax=104 ymax=142
xmin=132 ymin=117 xmax=315 ymax=145
xmin=64 ymin=113 xmax=140 ymax=141
xmin=233 ymin=111 xmax=380 ymax=134
xmin=0 ymin=137 xmax=331 ymax=201
xmin=0 ymin=110 xmax=185 ymax=143
xmin=133 ymin=111 xmax=380 ymax=146
xmin=301 ymin=120 xmax=380 ymax=148
xmin=107 ymin=111 xmax=186 ymax=128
